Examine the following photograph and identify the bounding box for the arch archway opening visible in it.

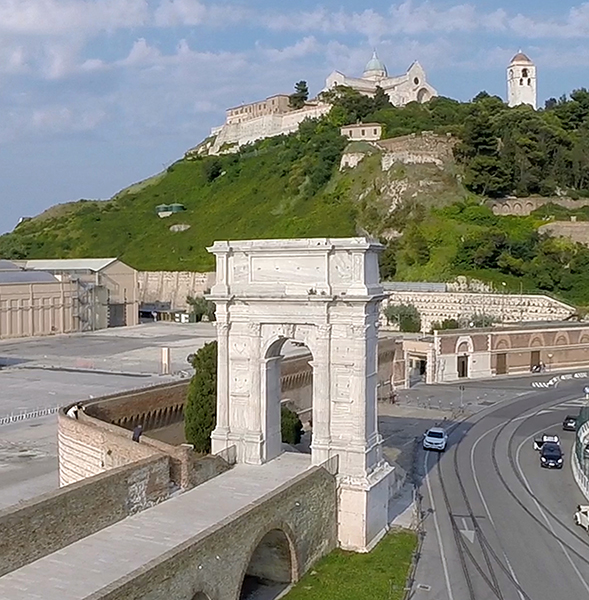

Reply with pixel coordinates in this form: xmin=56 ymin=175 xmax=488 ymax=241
xmin=192 ymin=593 xmax=210 ymax=600
xmin=239 ymin=529 xmax=294 ymax=600
xmin=265 ymin=337 xmax=313 ymax=456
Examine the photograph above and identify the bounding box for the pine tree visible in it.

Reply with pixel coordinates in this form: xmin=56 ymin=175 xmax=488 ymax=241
xmin=289 ymin=81 xmax=309 ymax=109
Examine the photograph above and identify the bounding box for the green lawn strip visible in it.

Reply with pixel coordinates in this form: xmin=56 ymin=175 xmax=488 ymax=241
xmin=283 ymin=530 xmax=417 ymax=600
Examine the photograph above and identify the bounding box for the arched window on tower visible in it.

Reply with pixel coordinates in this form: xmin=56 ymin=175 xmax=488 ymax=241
xmin=522 ymin=68 xmax=529 ymax=78
xmin=509 ymin=69 xmax=514 ymax=78
xmin=520 ymin=79 xmax=523 ymax=85
xmin=527 ymin=78 xmax=531 ymax=85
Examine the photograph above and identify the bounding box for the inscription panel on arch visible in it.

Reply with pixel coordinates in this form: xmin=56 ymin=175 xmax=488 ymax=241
xmin=250 ymin=254 xmax=326 ymax=285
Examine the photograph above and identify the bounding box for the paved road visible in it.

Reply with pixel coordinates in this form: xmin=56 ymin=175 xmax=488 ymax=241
xmin=411 ymin=378 xmax=589 ymax=600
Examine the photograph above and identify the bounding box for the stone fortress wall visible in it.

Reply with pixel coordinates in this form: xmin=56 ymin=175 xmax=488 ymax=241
xmin=340 ymin=132 xmax=457 ymax=171
xmin=0 ymin=452 xmax=171 ymax=577
xmin=538 ymin=221 xmax=589 ymax=246
xmin=383 ymin=289 xmax=576 ymax=333
xmin=138 ymin=271 xmax=216 ymax=310
xmin=207 ymin=102 xmax=331 ymax=155
xmin=488 ymin=196 xmax=589 ymax=216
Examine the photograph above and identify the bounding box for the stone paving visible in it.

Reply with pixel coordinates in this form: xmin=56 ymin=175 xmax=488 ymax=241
xmin=0 ymin=453 xmax=312 ymax=600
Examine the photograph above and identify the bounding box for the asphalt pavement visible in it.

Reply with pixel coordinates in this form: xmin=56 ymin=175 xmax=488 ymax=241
xmin=411 ymin=377 xmax=589 ymax=600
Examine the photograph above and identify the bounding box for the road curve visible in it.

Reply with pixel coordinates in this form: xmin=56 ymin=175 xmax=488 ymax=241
xmin=413 ymin=379 xmax=589 ymax=600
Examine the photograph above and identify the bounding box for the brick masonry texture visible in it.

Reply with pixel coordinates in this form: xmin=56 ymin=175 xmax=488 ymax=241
xmin=0 ymin=453 xmax=170 ymax=577
xmin=90 ymin=466 xmax=337 ymax=600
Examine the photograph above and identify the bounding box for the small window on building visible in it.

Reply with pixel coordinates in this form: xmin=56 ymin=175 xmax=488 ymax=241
xmin=522 ymin=68 xmax=528 ymax=78
xmin=520 ymin=79 xmax=523 ymax=85
xmin=373 ymin=129 xmax=378 ymax=135
xmin=414 ymin=77 xmax=419 ymax=85
xmin=527 ymin=78 xmax=531 ymax=85
xmin=361 ymin=129 xmax=365 ymax=136
xmin=509 ymin=69 xmax=513 ymax=77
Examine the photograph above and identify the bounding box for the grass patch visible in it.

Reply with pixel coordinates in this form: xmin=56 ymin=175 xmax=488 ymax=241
xmin=282 ymin=530 xmax=417 ymax=600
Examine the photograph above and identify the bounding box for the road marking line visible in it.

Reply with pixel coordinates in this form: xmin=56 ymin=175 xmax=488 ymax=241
xmin=515 ymin=423 xmax=589 ymax=595
xmin=471 ymin=423 xmax=525 ymax=600
xmin=423 ymin=452 xmax=455 ymax=600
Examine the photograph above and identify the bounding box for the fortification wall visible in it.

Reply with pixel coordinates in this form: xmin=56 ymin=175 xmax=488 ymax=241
xmin=489 ymin=197 xmax=589 ymax=216
xmin=383 ymin=291 xmax=575 ymax=333
xmin=539 ymin=221 xmax=589 ymax=245
xmin=58 ymin=410 xmax=230 ymax=490
xmin=89 ymin=466 xmax=337 ymax=600
xmin=0 ymin=453 xmax=170 ymax=577
xmin=138 ymin=271 xmax=216 ymax=310
xmin=378 ymin=132 xmax=457 ymax=171
xmin=209 ymin=103 xmax=331 ymax=154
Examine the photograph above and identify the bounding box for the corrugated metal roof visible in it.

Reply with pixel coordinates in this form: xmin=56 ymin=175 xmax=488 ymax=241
xmin=0 ymin=260 xmax=20 ymax=271
xmin=0 ymin=271 xmax=58 ymax=284
xmin=21 ymin=258 xmax=118 ymax=272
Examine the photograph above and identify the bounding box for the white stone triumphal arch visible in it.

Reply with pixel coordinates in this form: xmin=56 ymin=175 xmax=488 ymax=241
xmin=207 ymin=238 xmax=394 ymax=551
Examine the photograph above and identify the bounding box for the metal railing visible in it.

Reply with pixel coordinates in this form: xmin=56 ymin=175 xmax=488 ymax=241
xmin=0 ymin=406 xmax=59 ymax=426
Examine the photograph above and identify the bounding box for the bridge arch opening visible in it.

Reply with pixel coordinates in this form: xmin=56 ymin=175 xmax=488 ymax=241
xmin=265 ymin=337 xmax=313 ymax=456
xmin=239 ymin=528 xmax=295 ymax=600
xmin=191 ymin=593 xmax=211 ymax=600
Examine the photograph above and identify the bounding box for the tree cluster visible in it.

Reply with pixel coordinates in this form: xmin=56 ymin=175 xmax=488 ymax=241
xmin=184 ymin=342 xmax=306 ymax=453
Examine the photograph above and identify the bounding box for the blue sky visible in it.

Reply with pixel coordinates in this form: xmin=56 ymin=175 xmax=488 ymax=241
xmin=1 ymin=0 xmax=589 ymax=234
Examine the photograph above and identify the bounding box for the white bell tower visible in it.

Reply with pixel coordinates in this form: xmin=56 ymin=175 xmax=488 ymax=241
xmin=507 ymin=51 xmax=537 ymax=109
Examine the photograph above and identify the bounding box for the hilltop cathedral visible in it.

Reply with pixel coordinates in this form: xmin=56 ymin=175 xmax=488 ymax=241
xmin=196 ymin=50 xmax=537 ymax=156
xmin=324 ymin=51 xmax=438 ymax=106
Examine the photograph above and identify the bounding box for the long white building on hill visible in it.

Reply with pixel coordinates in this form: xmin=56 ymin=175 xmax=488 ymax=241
xmin=193 ymin=52 xmax=437 ymax=156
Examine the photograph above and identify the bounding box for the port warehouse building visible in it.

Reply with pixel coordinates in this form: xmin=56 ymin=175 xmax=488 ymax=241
xmin=0 ymin=258 xmax=138 ymax=339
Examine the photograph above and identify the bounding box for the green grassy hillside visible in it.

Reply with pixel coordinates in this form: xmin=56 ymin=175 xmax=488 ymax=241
xmin=0 ymin=119 xmax=466 ymax=272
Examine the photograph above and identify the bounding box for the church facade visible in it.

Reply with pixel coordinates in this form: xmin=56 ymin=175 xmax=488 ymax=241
xmin=324 ymin=52 xmax=438 ymax=106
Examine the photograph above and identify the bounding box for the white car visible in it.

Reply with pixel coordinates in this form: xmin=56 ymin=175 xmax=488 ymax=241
xmin=423 ymin=427 xmax=448 ymax=452
xmin=574 ymin=505 xmax=589 ymax=531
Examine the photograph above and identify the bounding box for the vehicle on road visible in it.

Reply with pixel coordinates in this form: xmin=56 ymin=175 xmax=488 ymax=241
xmin=423 ymin=427 xmax=448 ymax=452
xmin=540 ymin=442 xmax=563 ymax=468
xmin=575 ymin=505 xmax=589 ymax=531
xmin=534 ymin=434 xmax=560 ymax=451
xmin=563 ymin=415 xmax=577 ymax=431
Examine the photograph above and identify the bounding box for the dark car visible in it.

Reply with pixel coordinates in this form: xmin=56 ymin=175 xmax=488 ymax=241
xmin=540 ymin=443 xmax=563 ymax=469
xmin=563 ymin=415 xmax=577 ymax=431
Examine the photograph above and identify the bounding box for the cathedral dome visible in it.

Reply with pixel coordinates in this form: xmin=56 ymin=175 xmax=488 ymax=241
xmin=363 ymin=51 xmax=388 ymax=79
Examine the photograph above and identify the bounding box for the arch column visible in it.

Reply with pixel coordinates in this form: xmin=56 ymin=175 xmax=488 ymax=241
xmin=311 ymin=324 xmax=332 ymax=465
xmin=211 ymin=321 xmax=231 ymax=455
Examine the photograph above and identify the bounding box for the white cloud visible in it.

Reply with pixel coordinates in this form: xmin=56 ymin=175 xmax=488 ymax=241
xmin=0 ymin=0 xmax=150 ymax=36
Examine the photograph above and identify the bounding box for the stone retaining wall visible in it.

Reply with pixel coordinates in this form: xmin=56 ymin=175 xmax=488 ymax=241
xmin=0 ymin=453 xmax=170 ymax=577
xmin=382 ymin=291 xmax=575 ymax=333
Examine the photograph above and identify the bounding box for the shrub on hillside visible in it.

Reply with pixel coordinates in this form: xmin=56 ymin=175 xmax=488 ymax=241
xmin=185 ymin=341 xmax=217 ymax=453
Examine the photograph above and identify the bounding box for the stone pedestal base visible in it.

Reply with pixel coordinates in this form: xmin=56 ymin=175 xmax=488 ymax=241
xmin=212 ymin=429 xmax=265 ymax=465
xmin=337 ymin=462 xmax=394 ymax=552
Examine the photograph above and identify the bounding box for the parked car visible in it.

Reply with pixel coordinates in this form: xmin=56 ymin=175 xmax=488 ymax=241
xmin=540 ymin=442 xmax=563 ymax=468
xmin=534 ymin=434 xmax=560 ymax=451
xmin=575 ymin=505 xmax=589 ymax=531
xmin=423 ymin=427 xmax=448 ymax=452
xmin=563 ymin=415 xmax=577 ymax=431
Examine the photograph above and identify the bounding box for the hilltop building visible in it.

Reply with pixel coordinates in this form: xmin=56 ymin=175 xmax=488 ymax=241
xmin=507 ymin=51 xmax=537 ymax=109
xmin=193 ymin=51 xmax=437 ymax=156
xmin=325 ymin=51 xmax=438 ymax=106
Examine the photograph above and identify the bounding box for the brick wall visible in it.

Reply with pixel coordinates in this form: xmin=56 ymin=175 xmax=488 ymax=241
xmin=90 ymin=466 xmax=337 ymax=600
xmin=0 ymin=454 xmax=170 ymax=577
